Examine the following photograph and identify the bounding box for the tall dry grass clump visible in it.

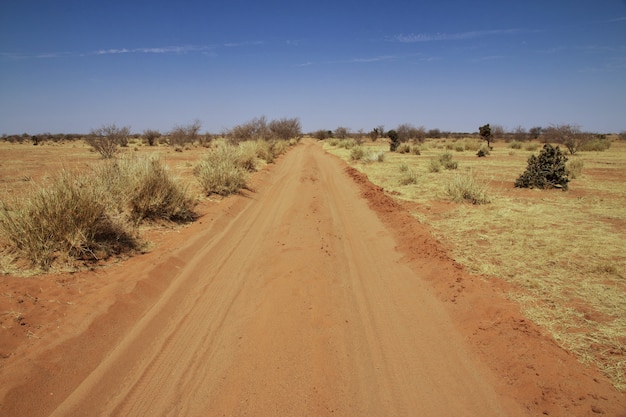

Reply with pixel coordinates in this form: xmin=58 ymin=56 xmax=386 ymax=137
xmin=444 ymin=173 xmax=492 ymax=204
xmin=195 ymin=143 xmax=248 ymax=196
xmin=0 ymin=170 xmax=137 ymax=269
xmin=94 ymin=157 xmax=196 ymax=223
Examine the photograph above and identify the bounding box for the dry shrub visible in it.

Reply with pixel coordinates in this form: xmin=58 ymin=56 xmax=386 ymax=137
xmin=566 ymin=158 xmax=584 ymax=179
xmin=444 ymin=173 xmax=491 ymax=204
xmin=94 ymin=157 xmax=196 ymax=223
xmin=0 ymin=170 xmax=137 ymax=269
xmin=195 ymin=144 xmax=247 ymax=196
xmin=399 ymin=168 xmax=419 ymax=185
xmin=350 ymin=146 xmax=368 ymax=161
xmin=236 ymin=141 xmax=259 ymax=171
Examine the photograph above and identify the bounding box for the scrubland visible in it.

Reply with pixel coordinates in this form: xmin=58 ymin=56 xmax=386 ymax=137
xmin=325 ymin=137 xmax=626 ymax=391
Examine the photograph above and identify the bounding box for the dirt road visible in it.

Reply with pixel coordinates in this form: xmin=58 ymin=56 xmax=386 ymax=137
xmin=2 ymin=140 xmax=622 ymax=416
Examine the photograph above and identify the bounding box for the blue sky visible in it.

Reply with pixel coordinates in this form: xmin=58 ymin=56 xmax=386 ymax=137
xmin=1 ymin=0 xmax=625 ymax=135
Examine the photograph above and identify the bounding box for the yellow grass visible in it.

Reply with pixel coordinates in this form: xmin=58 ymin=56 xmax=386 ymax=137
xmin=325 ymin=138 xmax=626 ymax=391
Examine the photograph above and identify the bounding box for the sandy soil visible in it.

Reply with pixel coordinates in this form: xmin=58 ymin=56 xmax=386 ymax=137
xmin=0 ymin=140 xmax=624 ymax=416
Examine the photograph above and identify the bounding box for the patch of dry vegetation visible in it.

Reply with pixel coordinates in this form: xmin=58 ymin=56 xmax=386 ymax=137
xmin=325 ymin=137 xmax=626 ymax=391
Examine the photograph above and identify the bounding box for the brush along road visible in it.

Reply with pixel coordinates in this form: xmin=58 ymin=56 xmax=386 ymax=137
xmin=4 ymin=140 xmax=529 ymax=416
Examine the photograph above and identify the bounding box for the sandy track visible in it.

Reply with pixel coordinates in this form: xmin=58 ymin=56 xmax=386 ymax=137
xmin=12 ymin=139 xmax=516 ymax=416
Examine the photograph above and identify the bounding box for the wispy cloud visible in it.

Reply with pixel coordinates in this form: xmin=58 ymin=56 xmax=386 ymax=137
xmin=2 ymin=41 xmax=264 ymax=61
xmin=94 ymin=45 xmax=215 ymax=55
xmin=606 ymin=16 xmax=626 ymax=23
xmin=392 ymin=29 xmax=520 ymax=43
xmin=345 ymin=55 xmax=397 ymax=63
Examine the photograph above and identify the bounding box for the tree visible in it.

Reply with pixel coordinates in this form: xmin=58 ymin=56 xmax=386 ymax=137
xmin=228 ymin=116 xmax=269 ymax=144
xmin=387 ymin=129 xmax=400 ymax=151
xmin=334 ymin=126 xmax=349 ymax=139
xmin=542 ymin=124 xmax=589 ymax=155
xmin=268 ymin=117 xmax=302 ymax=141
xmin=427 ymin=128 xmax=442 ymax=139
xmin=87 ymin=124 xmax=130 ymax=158
xmin=396 ymin=123 xmax=425 ymax=142
xmin=169 ymin=120 xmax=202 ymax=147
xmin=143 ymin=129 xmax=161 ymax=146
xmin=515 ymin=144 xmax=569 ymax=190
xmin=512 ymin=126 xmax=528 ymax=142
xmin=479 ymin=124 xmax=493 ymax=149
xmin=529 ymin=126 xmax=543 ymax=140
xmin=313 ymin=129 xmax=330 ymax=140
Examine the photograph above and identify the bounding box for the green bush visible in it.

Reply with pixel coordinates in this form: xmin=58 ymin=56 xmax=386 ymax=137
xmin=515 ymin=144 xmax=569 ymax=190
xmin=509 ymin=141 xmax=522 ymax=149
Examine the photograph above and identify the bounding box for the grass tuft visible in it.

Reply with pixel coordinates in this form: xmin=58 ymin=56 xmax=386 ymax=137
xmin=195 ymin=143 xmax=248 ymax=196
xmin=444 ymin=172 xmax=492 ymax=204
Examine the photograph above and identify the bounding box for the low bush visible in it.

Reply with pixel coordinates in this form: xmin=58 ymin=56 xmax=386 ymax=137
xmin=476 ymin=144 xmax=491 ymax=157
xmin=525 ymin=142 xmax=539 ymax=151
xmin=445 ymin=173 xmax=491 ymax=204
xmin=509 ymin=141 xmax=523 ymax=149
xmin=195 ymin=144 xmax=248 ymax=196
xmin=399 ymin=168 xmax=419 ymax=185
xmin=428 ymin=158 xmax=441 ymax=173
xmin=121 ymin=158 xmax=196 ymax=223
xmin=566 ymin=158 xmax=584 ymax=179
xmin=396 ymin=143 xmax=411 ymax=154
xmin=93 ymin=157 xmax=197 ymax=224
xmin=236 ymin=141 xmax=259 ymax=171
xmin=580 ymin=138 xmax=611 ymax=152
xmin=338 ymin=139 xmax=357 ymax=149
xmin=365 ymin=151 xmax=385 ymax=163
xmin=515 ymin=144 xmax=569 ymax=190
xmin=439 ymin=152 xmax=458 ymax=170
xmin=350 ymin=146 xmax=368 ymax=161
xmin=0 ymin=170 xmax=137 ymax=269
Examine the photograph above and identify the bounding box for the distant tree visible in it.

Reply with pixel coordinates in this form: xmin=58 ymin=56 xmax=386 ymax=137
xmin=491 ymin=124 xmax=505 ymax=141
xmin=169 ymin=120 xmax=202 ymax=147
xmin=396 ymin=123 xmax=426 ymax=143
xmin=387 ymin=129 xmax=400 ymax=151
xmin=427 ymin=128 xmax=442 ymax=139
xmin=228 ymin=116 xmax=269 ymax=144
xmin=479 ymin=124 xmax=493 ymax=149
xmin=529 ymin=126 xmax=543 ymax=140
xmin=87 ymin=124 xmax=130 ymax=158
xmin=143 ymin=129 xmax=161 ymax=146
xmin=334 ymin=126 xmax=349 ymax=139
xmin=313 ymin=129 xmax=330 ymax=140
xmin=512 ymin=126 xmax=528 ymax=142
xmin=268 ymin=117 xmax=302 ymax=141
xmin=542 ymin=124 xmax=589 ymax=154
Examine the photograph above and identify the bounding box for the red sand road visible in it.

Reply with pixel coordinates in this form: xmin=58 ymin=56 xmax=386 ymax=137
xmin=1 ymin=140 xmax=624 ymax=416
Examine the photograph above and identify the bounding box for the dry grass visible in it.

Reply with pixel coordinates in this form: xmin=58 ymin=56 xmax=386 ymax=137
xmin=325 ymin=138 xmax=626 ymax=391
xmin=194 ymin=143 xmax=248 ymax=196
xmin=0 ymin=169 xmax=139 ymax=270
